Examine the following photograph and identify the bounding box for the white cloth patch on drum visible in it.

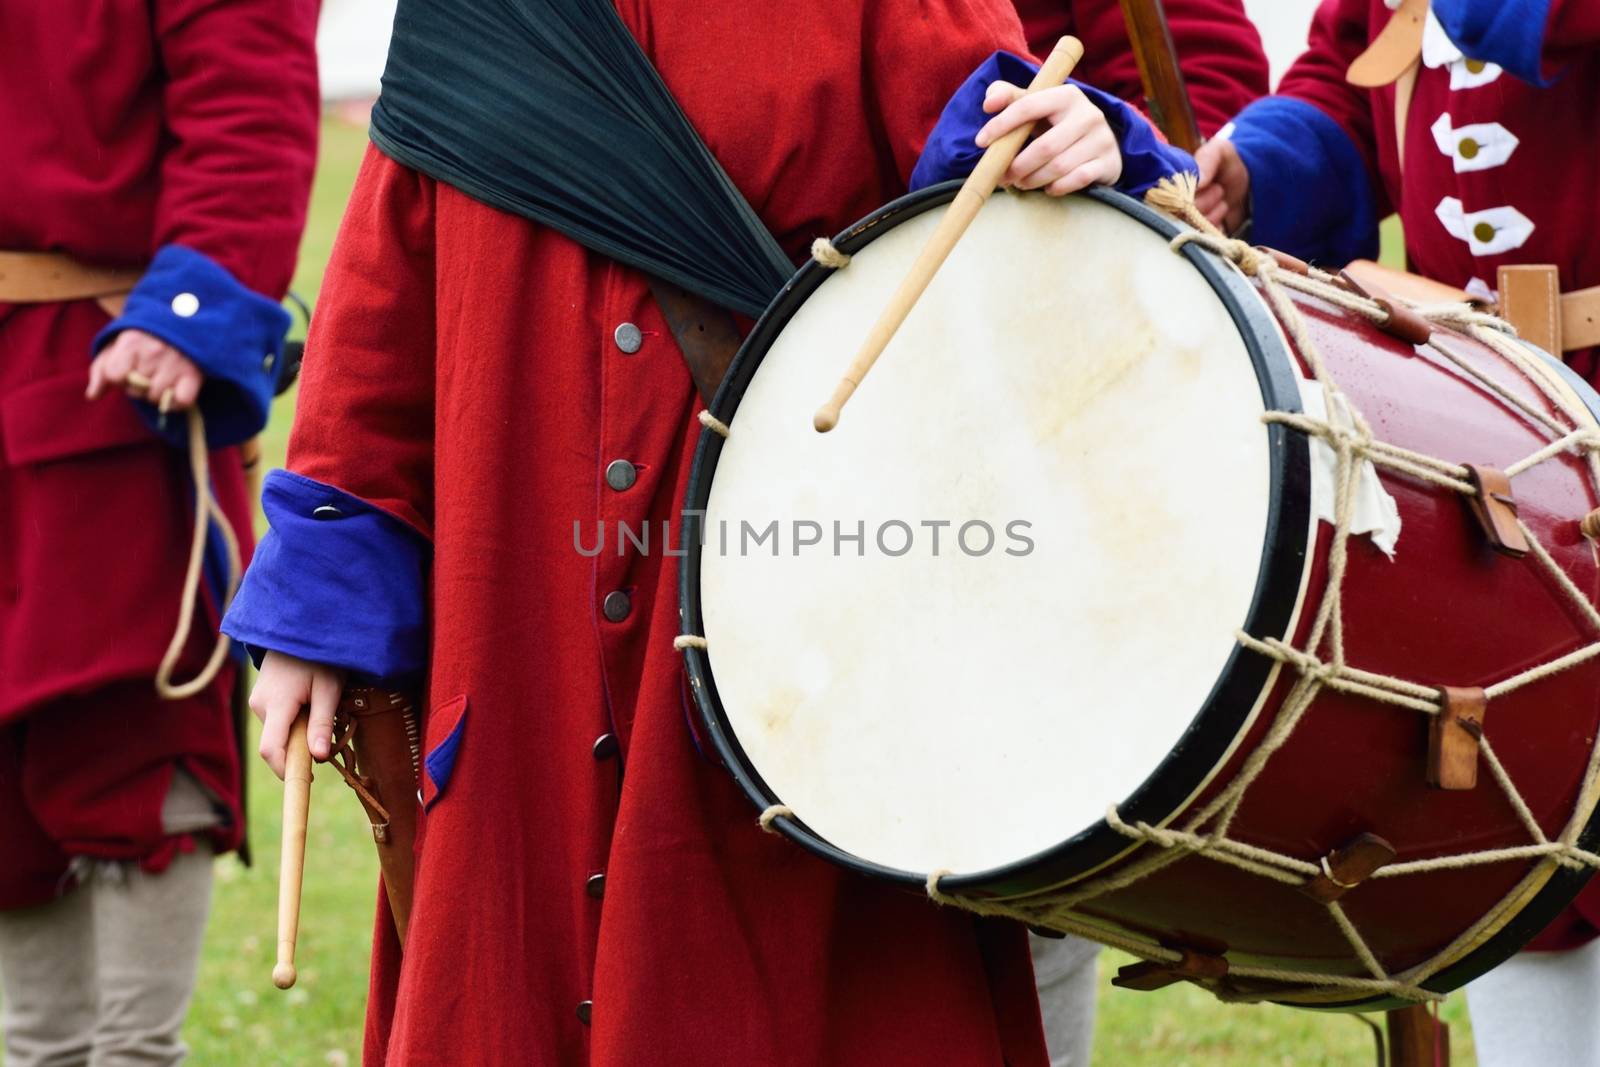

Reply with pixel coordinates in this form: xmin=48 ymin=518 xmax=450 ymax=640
xmin=1298 ymin=379 xmax=1402 ymax=558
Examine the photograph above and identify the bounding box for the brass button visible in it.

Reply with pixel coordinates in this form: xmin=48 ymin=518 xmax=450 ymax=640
xmin=576 ymin=1000 xmax=593 ymax=1026
xmin=613 ymin=322 xmax=642 ymax=354
xmin=605 ymin=459 xmax=637 ymax=492
xmin=1465 ymin=58 xmax=1487 ymax=74
xmin=585 ymin=872 xmax=606 ymax=898
xmin=1458 ymin=137 xmax=1480 ymax=160
xmin=602 ymin=591 xmax=631 ymax=622
xmin=1473 ymin=221 xmax=1497 ymax=244
xmin=592 ymin=733 xmax=618 ymax=760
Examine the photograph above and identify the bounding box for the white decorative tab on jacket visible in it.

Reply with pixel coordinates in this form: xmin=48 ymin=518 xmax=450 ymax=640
xmin=1430 ymin=113 xmax=1519 ymax=172
xmin=1436 ymin=197 xmax=1536 ymax=257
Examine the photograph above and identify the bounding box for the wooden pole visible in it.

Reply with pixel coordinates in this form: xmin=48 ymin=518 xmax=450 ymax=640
xmin=1386 ymin=1004 xmax=1450 ymax=1067
xmin=812 ymin=35 xmax=1086 ymax=433
xmin=1118 ymin=0 xmax=1203 ymax=153
xmin=273 ymin=714 xmax=313 ymax=990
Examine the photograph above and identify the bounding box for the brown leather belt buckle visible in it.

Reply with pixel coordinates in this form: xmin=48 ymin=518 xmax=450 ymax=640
xmin=1462 ymin=464 xmax=1530 ymax=558
xmin=1301 ymin=832 xmax=1397 ymax=902
xmin=1113 ymin=948 xmax=1229 ymax=992
xmin=1428 ymin=686 xmax=1487 ymax=790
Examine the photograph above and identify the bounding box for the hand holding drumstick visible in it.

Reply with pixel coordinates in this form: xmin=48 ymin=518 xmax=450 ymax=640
xmin=814 ymin=36 xmax=1105 ymax=432
xmin=251 ymin=652 xmax=347 ymax=989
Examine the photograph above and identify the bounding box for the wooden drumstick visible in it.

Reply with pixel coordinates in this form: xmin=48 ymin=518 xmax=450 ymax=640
xmin=813 ymin=35 xmax=1085 ymax=433
xmin=273 ymin=713 xmax=313 ymax=990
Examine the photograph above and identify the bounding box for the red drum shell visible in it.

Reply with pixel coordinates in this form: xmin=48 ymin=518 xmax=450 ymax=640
xmin=1059 ymin=284 xmax=1600 ymax=1005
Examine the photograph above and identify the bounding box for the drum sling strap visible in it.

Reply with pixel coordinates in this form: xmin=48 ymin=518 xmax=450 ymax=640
xmin=368 ymin=0 xmax=801 ymax=400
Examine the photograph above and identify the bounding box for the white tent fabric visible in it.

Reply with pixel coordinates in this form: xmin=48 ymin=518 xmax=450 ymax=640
xmin=318 ymin=0 xmax=398 ymax=101
xmin=313 ymin=1 xmax=1323 ymax=104
xmin=1244 ymin=0 xmax=1321 ymax=86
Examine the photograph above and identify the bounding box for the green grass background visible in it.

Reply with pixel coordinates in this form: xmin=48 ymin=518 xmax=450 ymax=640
xmin=183 ymin=118 xmax=1469 ymax=1064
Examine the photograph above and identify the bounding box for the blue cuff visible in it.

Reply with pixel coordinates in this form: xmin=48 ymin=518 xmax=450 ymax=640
xmin=1231 ymin=96 xmax=1381 ymax=267
xmin=1434 ymin=0 xmax=1555 ymax=86
xmin=93 ymin=245 xmax=291 ymax=448
xmin=910 ymin=52 xmax=1195 ymax=199
xmin=220 ymin=470 xmax=430 ymax=684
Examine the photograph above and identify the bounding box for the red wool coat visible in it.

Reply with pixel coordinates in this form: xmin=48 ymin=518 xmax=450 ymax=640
xmin=1265 ymin=0 xmax=1600 ymax=948
xmin=1013 ymin=0 xmax=1270 ymax=136
xmin=0 ymin=0 xmax=318 ymax=906
xmin=282 ymin=2 xmax=1053 ymax=1063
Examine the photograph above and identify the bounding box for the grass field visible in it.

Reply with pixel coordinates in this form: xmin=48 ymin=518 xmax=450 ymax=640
xmin=181 ymin=116 xmax=1472 ymax=1065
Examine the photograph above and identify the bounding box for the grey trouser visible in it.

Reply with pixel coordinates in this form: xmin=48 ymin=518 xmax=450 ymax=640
xmin=0 ymin=772 xmax=218 ymax=1067
xmin=1031 ymin=932 xmax=1100 ymax=1067
xmin=1466 ymin=939 xmax=1600 ymax=1067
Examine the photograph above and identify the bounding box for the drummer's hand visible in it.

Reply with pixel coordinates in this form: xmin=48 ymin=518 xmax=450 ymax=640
xmin=1195 ymin=138 xmax=1251 ymax=234
xmin=86 ymin=329 xmax=204 ymax=411
xmin=251 ymin=651 xmax=346 ymax=778
xmin=977 ymin=81 xmax=1122 ymax=195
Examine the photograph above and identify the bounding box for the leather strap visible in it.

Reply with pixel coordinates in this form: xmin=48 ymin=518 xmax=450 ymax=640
xmin=1499 ymin=265 xmax=1563 ymax=356
xmin=1393 ymin=60 xmax=1419 ymax=173
xmin=646 ymin=276 xmax=745 ymax=407
xmin=1429 ymin=686 xmax=1487 ymax=790
xmin=0 ymin=250 xmax=140 ymax=309
xmin=1343 ymin=260 xmax=1478 ymax=306
xmin=1347 ymin=0 xmax=1428 ymax=87
xmin=1462 ymin=463 xmax=1530 ymax=558
xmin=1562 ymin=284 xmax=1600 ymax=352
xmin=1113 ymin=949 xmax=1230 ymax=992
xmin=1301 ymin=833 xmax=1397 ymax=903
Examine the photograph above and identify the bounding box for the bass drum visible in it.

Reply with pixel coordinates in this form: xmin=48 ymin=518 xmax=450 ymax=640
xmin=679 ymin=184 xmax=1600 ymax=1009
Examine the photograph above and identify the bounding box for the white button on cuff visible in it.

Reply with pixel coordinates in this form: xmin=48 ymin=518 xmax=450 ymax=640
xmin=171 ymin=292 xmax=200 ymax=318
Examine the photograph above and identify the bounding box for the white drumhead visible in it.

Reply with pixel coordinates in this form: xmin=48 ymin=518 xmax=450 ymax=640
xmin=700 ymin=193 xmax=1273 ymax=877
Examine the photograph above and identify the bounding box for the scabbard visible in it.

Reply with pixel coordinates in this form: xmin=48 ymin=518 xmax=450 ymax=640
xmin=335 ymin=688 xmax=422 ymax=943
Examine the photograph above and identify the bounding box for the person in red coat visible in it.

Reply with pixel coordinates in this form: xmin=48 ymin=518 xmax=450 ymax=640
xmin=1194 ymin=0 xmax=1600 ymax=1061
xmin=1014 ymin=0 xmax=1271 ymax=137
xmin=222 ymin=3 xmax=1192 ymax=1063
xmin=0 ymin=2 xmax=318 ymax=1063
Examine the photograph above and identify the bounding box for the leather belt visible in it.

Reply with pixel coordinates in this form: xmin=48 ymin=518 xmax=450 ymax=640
xmin=0 ymin=250 xmax=140 ymax=315
xmin=646 ymin=276 xmax=744 ymax=407
xmin=1344 ymin=259 xmax=1600 ymax=353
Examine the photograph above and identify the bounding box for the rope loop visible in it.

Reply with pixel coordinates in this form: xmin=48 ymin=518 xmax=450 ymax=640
xmin=810 ymin=237 xmax=852 ymax=270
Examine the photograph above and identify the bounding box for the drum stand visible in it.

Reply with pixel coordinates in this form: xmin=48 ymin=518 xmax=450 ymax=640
xmin=1385 ymin=1005 xmax=1448 ymax=1066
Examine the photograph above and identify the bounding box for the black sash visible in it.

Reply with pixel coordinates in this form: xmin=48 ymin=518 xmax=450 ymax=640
xmin=368 ymin=0 xmax=795 ymax=318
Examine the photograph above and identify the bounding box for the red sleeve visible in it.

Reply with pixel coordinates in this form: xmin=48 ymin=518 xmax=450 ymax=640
xmin=1275 ymin=0 xmax=1382 ymax=178
xmin=861 ymin=0 xmax=1032 ymax=187
xmin=151 ymin=0 xmax=320 ymax=297
xmin=1066 ymin=0 xmax=1271 ymax=137
xmin=1548 ymin=0 xmax=1600 ymax=51
xmin=286 ymin=147 xmax=438 ymax=540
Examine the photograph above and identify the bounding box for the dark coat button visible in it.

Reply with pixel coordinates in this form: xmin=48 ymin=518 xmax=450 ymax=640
xmin=602 ymin=591 xmax=631 ymax=622
xmin=613 ymin=322 xmax=642 ymax=354
xmin=592 ymin=733 xmax=618 ymax=760
xmin=312 ymin=505 xmax=343 ymax=520
xmin=576 ymin=1000 xmax=593 ymax=1026
xmin=585 ymin=872 xmax=606 ymax=898
xmin=604 ymin=459 xmax=637 ymax=492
